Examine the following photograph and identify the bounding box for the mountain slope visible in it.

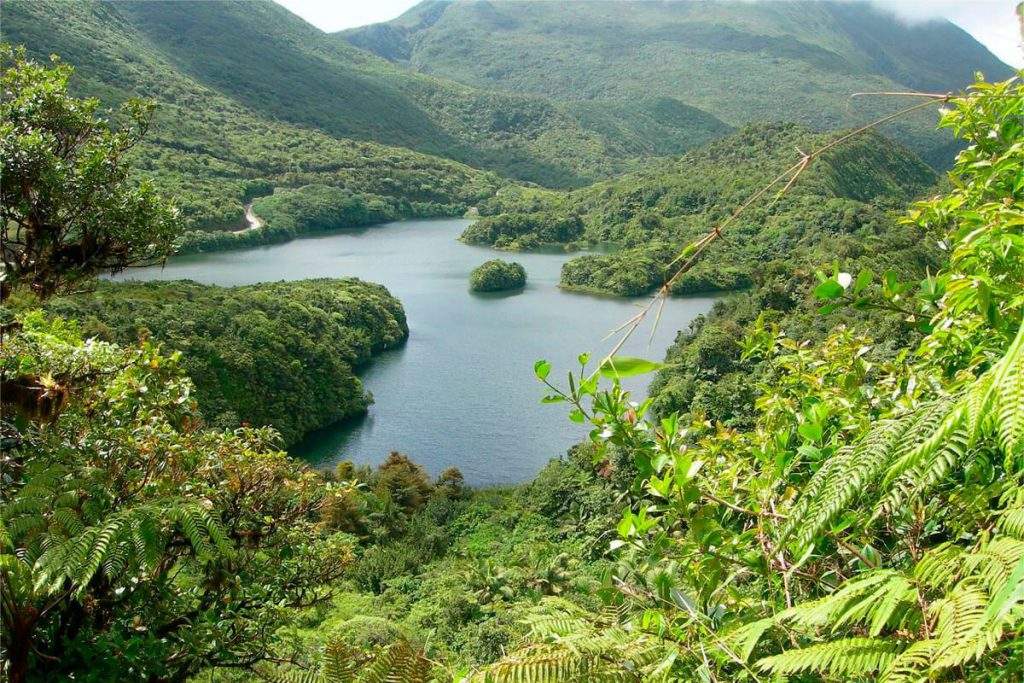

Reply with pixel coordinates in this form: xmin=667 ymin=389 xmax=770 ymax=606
xmin=341 ymin=0 xmax=1015 ymax=167
xmin=1 ymin=0 xmax=503 ymax=235
xmin=50 ymin=0 xmax=730 ymax=189
xmin=463 ymin=122 xmax=939 ymax=296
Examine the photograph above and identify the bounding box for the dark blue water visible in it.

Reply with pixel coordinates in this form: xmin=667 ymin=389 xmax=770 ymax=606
xmin=117 ymin=219 xmax=715 ymax=484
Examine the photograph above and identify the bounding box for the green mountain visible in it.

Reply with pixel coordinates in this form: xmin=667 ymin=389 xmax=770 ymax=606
xmin=117 ymin=0 xmax=731 ymax=186
xmin=462 ymin=121 xmax=937 ymax=295
xmin=3 ymin=0 xmax=731 ymax=206
xmin=342 ymin=0 xmax=1015 ymax=167
xmin=1 ymin=0 xmax=503 ymax=239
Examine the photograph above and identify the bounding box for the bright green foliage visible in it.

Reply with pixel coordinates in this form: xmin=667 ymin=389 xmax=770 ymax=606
xmin=0 ymin=45 xmax=176 ymax=298
xmin=265 ymin=637 xmax=433 ymax=683
xmin=470 ymin=260 xmax=527 ymax=292
xmin=473 ymin=599 xmax=674 ymax=682
xmin=46 ymin=278 xmax=408 ymax=446
xmin=484 ymin=76 xmax=1024 ymax=682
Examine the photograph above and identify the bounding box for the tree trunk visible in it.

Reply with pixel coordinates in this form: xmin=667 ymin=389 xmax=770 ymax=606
xmin=6 ymin=610 xmax=37 ymax=683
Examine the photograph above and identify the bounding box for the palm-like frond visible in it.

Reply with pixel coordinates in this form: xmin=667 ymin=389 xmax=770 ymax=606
xmin=785 ymin=321 xmax=1024 ymax=549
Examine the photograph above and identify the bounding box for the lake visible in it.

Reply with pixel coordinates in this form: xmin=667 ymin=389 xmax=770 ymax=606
xmin=118 ymin=218 xmax=715 ymax=485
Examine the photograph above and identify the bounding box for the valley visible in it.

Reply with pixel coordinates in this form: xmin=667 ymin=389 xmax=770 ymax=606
xmin=2 ymin=1 xmax=1021 ymax=681
xmin=113 ymin=217 xmax=716 ymax=484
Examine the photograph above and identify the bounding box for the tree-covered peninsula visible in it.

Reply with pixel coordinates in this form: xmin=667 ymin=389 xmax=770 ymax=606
xmin=45 ymin=278 xmax=408 ymax=445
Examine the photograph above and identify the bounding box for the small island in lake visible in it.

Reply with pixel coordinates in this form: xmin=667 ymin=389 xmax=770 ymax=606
xmin=469 ymin=259 xmax=527 ymax=292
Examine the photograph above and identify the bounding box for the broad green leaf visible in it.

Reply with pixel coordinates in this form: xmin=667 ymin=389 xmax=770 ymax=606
xmin=533 ymin=359 xmax=551 ymax=381
xmin=814 ymin=280 xmax=844 ymax=300
xmin=798 ymin=422 xmax=823 ymax=443
xmin=853 ymin=269 xmax=873 ymax=294
xmin=599 ymin=356 xmax=664 ymax=378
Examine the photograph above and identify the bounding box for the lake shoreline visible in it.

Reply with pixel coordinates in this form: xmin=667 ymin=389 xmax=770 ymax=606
xmin=118 ymin=217 xmax=717 ymax=485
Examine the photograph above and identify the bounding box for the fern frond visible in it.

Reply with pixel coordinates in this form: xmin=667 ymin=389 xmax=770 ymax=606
xmin=779 ymin=570 xmax=916 ymax=634
xmin=724 ymin=617 xmax=775 ymax=662
xmin=878 ymin=638 xmax=940 ymax=683
xmin=998 ymin=504 xmax=1024 ymax=540
xmin=875 ymin=425 xmax=970 ymax=517
xmin=756 ymin=637 xmax=903 ymax=677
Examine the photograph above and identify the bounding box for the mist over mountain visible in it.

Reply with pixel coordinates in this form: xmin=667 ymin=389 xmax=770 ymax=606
xmin=342 ymin=0 xmax=1014 ymax=167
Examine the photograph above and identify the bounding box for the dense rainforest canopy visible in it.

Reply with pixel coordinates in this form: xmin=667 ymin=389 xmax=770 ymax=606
xmin=2 ymin=2 xmax=1022 ymax=681
xmin=44 ymin=279 xmax=408 ymax=446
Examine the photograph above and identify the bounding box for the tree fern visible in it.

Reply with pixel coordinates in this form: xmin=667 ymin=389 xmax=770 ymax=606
xmin=32 ymin=499 xmax=231 ymax=596
xmin=745 ymin=530 xmax=1024 ymax=681
xmin=784 ymin=320 xmax=1024 ymax=548
xmin=475 ymin=598 xmax=674 ymax=682
xmin=757 ymin=637 xmax=903 ymax=677
xmin=264 ymin=638 xmax=432 ymax=683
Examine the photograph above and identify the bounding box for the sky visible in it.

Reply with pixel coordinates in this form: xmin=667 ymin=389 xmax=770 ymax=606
xmin=274 ymin=0 xmax=1023 ymax=68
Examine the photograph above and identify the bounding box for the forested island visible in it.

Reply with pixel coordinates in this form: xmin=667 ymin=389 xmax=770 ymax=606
xmin=470 ymin=259 xmax=527 ymax=292
xmin=2 ymin=1 xmax=1023 ymax=682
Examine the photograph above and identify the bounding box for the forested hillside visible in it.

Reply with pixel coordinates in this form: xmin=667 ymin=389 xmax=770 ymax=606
xmin=2 ymin=4 xmax=1022 ymax=682
xmin=465 ymin=122 xmax=937 ymax=294
xmin=4 ymin=55 xmax=1021 ymax=679
xmin=343 ymin=0 xmax=1014 ymax=167
xmin=1 ymin=0 xmax=503 ymax=241
xmin=114 ymin=0 xmax=732 ymax=187
xmin=45 ymin=279 xmax=408 ymax=446
xmin=2 ymin=0 xmax=730 ymax=202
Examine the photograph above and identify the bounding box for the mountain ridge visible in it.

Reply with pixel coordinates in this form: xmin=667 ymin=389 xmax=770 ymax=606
xmin=341 ymin=0 xmax=1015 ymax=168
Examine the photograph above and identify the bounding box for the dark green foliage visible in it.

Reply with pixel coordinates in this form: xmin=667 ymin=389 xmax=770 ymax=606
xmin=478 ymin=124 xmax=937 ymax=302
xmin=252 ymin=185 xmax=399 ymax=233
xmin=46 ymin=279 xmax=408 ymax=446
xmin=344 ymin=0 xmax=1013 ymax=167
xmin=469 ymin=259 xmax=527 ymax=292
xmin=177 ymin=186 xmax=466 ymax=254
xmin=461 ymin=212 xmax=584 ymax=250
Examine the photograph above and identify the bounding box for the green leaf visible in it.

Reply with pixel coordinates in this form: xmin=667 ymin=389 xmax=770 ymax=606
xmin=541 ymin=394 xmax=565 ymax=404
xmin=599 ymin=356 xmax=664 ymax=378
xmin=569 ymin=408 xmax=585 ymax=423
xmin=814 ymin=280 xmax=844 ymax=300
xmin=853 ymin=269 xmax=873 ymax=295
xmin=534 ymin=359 xmax=551 ymax=381
xmin=798 ymin=422 xmax=823 ymax=443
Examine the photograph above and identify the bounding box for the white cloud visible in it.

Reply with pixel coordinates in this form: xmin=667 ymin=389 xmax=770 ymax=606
xmin=273 ymin=0 xmax=1023 ymax=68
xmin=870 ymin=0 xmax=1021 ymax=67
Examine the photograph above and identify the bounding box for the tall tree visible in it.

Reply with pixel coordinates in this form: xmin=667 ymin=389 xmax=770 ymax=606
xmin=0 ymin=44 xmax=176 ymax=300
